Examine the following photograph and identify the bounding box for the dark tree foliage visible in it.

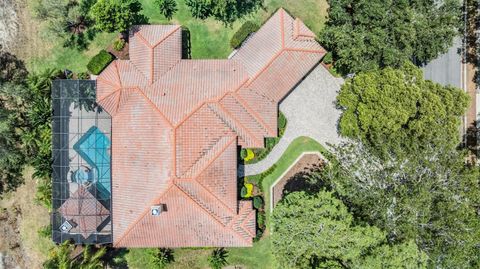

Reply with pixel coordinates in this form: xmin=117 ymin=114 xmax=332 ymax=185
xmin=154 ymin=0 xmax=178 ymax=20
xmin=337 ymin=62 xmax=468 ymax=158
xmin=320 ymin=0 xmax=461 ymax=74
xmin=185 ymin=0 xmax=264 ymax=25
xmin=0 ymin=108 xmax=25 ymax=193
xmin=208 ymin=248 xmax=229 ymax=269
xmin=0 ymin=49 xmax=28 ymax=84
xmin=90 ymin=0 xmax=148 ymax=33
xmin=324 ymin=141 xmax=480 ymax=268
xmin=147 ymin=248 xmax=174 ymax=269
xmin=271 ymin=191 xmax=428 ymax=268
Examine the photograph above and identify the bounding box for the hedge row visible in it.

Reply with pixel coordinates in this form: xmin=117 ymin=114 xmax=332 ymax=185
xmin=230 ymin=21 xmax=259 ymax=49
xmin=87 ymin=50 xmax=114 ymax=75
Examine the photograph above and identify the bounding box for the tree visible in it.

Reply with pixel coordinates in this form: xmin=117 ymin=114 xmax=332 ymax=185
xmin=147 ymin=248 xmax=174 ymax=269
xmin=354 ymin=240 xmax=428 ymax=269
xmin=336 ymin=62 xmax=468 ymax=158
xmin=185 ymin=0 xmax=263 ymax=25
xmin=320 ymin=0 xmax=461 ymax=74
xmin=43 ymin=241 xmax=106 ymax=269
xmin=324 ymin=140 xmax=480 ymax=268
xmin=271 ymin=191 xmax=386 ymax=268
xmin=90 ymin=0 xmax=148 ymax=33
xmin=208 ymin=248 xmax=229 ymax=269
xmin=0 ymin=49 xmax=28 ymax=84
xmin=0 ymin=107 xmax=25 ymax=193
xmin=154 ymin=0 xmax=177 ymax=20
xmin=271 ymin=191 xmax=428 ymax=268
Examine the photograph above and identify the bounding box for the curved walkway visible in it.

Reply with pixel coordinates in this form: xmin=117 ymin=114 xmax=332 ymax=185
xmin=242 ymin=64 xmax=343 ymax=176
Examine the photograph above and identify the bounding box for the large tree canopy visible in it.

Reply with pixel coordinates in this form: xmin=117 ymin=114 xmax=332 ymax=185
xmin=325 ymin=141 xmax=480 ymax=268
xmin=320 ymin=0 xmax=461 ymax=74
xmin=337 ymin=62 xmax=468 ymax=157
xmin=90 ymin=0 xmax=148 ymax=33
xmin=271 ymin=191 xmax=427 ymax=268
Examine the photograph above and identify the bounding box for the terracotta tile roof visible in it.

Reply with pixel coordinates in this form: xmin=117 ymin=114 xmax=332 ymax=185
xmin=96 ymin=8 xmax=325 ymax=247
xmin=59 ymin=186 xmax=110 ymax=238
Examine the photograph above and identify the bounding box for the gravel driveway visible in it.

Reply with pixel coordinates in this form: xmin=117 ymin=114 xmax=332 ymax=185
xmin=242 ymin=64 xmax=343 ymax=176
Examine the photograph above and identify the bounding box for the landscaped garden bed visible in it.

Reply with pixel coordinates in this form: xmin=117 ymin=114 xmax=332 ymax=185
xmin=242 ymin=111 xmax=287 ymax=164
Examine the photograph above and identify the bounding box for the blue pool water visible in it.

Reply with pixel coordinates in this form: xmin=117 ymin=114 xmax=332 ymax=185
xmin=73 ymin=126 xmax=111 ymax=199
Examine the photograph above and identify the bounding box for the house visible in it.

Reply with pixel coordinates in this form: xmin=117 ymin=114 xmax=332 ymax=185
xmin=52 ymin=8 xmax=325 ymax=247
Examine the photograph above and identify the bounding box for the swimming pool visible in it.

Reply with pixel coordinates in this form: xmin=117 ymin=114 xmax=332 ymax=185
xmin=73 ymin=126 xmax=111 ymax=199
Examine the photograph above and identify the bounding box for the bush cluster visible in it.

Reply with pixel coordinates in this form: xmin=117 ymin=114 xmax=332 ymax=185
xmin=87 ymin=50 xmax=114 ymax=75
xmin=113 ymin=39 xmax=126 ymax=51
xmin=230 ymin=21 xmax=259 ymax=48
xmin=322 ymin=52 xmax=333 ymax=65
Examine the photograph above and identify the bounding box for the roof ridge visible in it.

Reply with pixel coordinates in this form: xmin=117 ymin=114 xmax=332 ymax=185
xmin=172 ymin=184 xmax=252 ymax=245
xmin=239 ymin=209 xmax=256 ymax=238
xmin=173 ymin=180 xmax=234 ymax=225
xmin=231 ymin=91 xmax=276 ymax=136
xmin=179 ymin=135 xmax=236 ymax=179
xmin=114 ymin=183 xmax=175 ymax=247
xmin=208 ymin=101 xmax=263 ymax=147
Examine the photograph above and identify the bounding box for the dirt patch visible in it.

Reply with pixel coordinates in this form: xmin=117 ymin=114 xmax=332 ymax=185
xmin=271 ymin=154 xmax=324 ymax=208
xmin=0 ymin=170 xmax=53 ymax=269
xmin=3 ymin=0 xmax=50 ymax=62
xmin=0 ymin=0 xmax=19 ymax=51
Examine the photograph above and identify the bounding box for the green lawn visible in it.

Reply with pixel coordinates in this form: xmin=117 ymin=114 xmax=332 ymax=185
xmin=256 ymin=136 xmax=329 ymax=226
xmin=26 ymin=0 xmax=328 ymax=73
xmin=126 ymin=240 xmax=273 ymax=269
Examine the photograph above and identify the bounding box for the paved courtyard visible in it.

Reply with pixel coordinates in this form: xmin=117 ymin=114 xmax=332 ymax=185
xmin=242 ymin=64 xmax=343 ymax=176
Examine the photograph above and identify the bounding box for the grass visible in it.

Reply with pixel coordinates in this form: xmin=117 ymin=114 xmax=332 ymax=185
xmin=23 ymin=0 xmax=327 ymax=73
xmin=228 ymin=237 xmax=275 ymax=268
xmin=0 ymin=168 xmax=55 ymax=268
xmin=140 ymin=0 xmax=328 ymax=59
xmin=255 ymin=136 xmax=329 ymax=226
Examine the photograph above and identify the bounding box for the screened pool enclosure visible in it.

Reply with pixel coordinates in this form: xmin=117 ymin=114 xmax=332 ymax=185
xmin=51 ymin=80 xmax=112 ymax=244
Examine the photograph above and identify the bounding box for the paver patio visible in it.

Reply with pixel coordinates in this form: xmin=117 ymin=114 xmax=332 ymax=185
xmin=242 ymin=64 xmax=343 ymax=176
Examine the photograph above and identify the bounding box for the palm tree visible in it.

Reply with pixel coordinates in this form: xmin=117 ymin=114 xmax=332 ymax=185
xmin=78 ymin=245 xmax=106 ymax=269
xmin=208 ymin=248 xmax=229 ymax=269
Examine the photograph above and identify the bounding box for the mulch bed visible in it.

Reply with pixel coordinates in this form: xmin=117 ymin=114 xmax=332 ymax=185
xmin=271 ymin=154 xmax=324 ymax=208
xmin=107 ymin=42 xmax=129 ymax=60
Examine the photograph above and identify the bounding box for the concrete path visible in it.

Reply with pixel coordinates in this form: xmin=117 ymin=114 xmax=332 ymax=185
xmin=242 ymin=64 xmax=343 ymax=176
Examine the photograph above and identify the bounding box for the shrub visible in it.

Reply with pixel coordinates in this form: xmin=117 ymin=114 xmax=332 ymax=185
xmin=322 ymin=52 xmax=333 ymax=65
xmin=278 ymin=111 xmax=287 ymax=129
xmin=241 ymin=185 xmax=248 ymax=197
xmin=77 ymin=72 xmax=90 ymax=79
xmin=147 ymin=248 xmax=174 ymax=269
xmin=87 ymin=50 xmax=114 ymax=75
xmin=257 ymin=211 xmax=265 ymax=229
xmin=240 ymin=148 xmax=248 ymax=159
xmin=253 ymin=196 xmax=264 ymax=209
xmin=208 ymin=248 xmax=228 ymax=269
xmin=265 ymin=137 xmax=278 ymax=149
xmin=241 ymin=183 xmax=254 ymax=198
xmin=244 ymin=149 xmax=255 ymax=161
xmin=230 ymin=21 xmax=259 ymax=48
xmin=155 ymin=0 xmax=177 ymax=20
xmin=113 ymin=39 xmax=126 ymax=51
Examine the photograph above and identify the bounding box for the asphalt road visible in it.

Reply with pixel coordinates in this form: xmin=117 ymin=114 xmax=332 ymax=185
xmin=422 ymin=37 xmax=463 ymax=89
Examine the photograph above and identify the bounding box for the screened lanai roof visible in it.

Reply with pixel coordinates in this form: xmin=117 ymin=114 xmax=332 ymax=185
xmin=51 ymin=80 xmax=112 ymax=244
